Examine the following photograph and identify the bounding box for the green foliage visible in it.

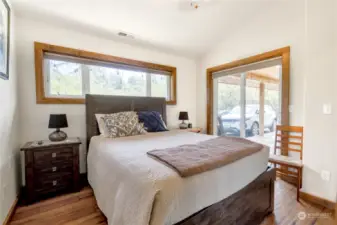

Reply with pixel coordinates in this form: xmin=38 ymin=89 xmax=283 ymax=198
xmin=48 ymin=60 xmax=169 ymax=98
xmin=50 ymin=63 xmax=82 ymax=96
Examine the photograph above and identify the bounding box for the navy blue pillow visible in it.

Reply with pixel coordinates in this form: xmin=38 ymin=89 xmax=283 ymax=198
xmin=137 ymin=111 xmax=168 ymax=132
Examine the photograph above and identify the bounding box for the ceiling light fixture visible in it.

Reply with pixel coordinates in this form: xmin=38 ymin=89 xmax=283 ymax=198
xmin=117 ymin=32 xmax=135 ymax=39
xmin=190 ymin=0 xmax=200 ymax=9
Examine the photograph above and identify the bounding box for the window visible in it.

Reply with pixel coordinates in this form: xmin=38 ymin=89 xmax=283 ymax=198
xmin=35 ymin=42 xmax=177 ymax=104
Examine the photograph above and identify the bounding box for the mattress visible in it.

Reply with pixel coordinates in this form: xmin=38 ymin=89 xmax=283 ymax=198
xmin=87 ymin=130 xmax=269 ymax=225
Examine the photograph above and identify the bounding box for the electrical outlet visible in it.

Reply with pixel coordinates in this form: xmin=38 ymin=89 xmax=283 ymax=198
xmin=323 ymin=104 xmax=332 ymax=115
xmin=321 ymin=170 xmax=331 ymax=181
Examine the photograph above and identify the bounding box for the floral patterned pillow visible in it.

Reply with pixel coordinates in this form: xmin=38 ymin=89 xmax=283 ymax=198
xmin=102 ymin=111 xmax=147 ymax=138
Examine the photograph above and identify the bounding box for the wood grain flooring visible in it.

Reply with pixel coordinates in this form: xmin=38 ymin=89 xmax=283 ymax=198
xmin=8 ymin=179 xmax=335 ymax=225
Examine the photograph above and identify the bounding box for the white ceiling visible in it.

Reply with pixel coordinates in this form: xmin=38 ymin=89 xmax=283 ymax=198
xmin=12 ymin=0 xmax=267 ymax=58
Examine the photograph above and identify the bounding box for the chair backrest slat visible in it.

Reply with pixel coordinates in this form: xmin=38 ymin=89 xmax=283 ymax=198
xmin=274 ymin=125 xmax=304 ymax=159
xmin=275 ymin=146 xmax=302 ymax=153
xmin=276 ymin=134 xmax=302 ymax=141
xmin=276 ymin=125 xmax=303 ymax=133
xmin=276 ymin=140 xmax=302 ymax=146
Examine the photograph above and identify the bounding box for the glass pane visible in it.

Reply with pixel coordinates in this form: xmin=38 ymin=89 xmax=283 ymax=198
xmin=48 ymin=59 xmax=82 ymax=96
xmin=89 ymin=65 xmax=146 ymax=96
xmin=245 ymin=66 xmax=281 ymax=150
xmin=245 ymin=76 xmax=261 ymax=138
xmin=216 ymin=74 xmax=243 ymax=137
xmin=151 ymin=74 xmax=169 ymax=99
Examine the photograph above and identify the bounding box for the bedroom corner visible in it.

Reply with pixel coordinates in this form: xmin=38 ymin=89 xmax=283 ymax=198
xmin=0 ymin=0 xmax=21 ymax=223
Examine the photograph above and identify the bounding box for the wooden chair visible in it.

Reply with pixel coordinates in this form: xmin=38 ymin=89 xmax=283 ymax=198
xmin=268 ymin=125 xmax=303 ymax=201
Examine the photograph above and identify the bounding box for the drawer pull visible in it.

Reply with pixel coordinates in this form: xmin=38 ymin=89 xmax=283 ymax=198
xmin=52 ymin=153 xmax=57 ymax=158
xmin=52 ymin=167 xmax=57 ymax=172
xmin=53 ymin=180 xmax=57 ymax=186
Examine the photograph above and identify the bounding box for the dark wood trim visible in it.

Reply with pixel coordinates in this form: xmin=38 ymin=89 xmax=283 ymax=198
xmin=34 ymin=42 xmax=177 ymax=105
xmin=300 ymin=191 xmax=336 ymax=210
xmin=3 ymin=196 xmax=19 ymax=225
xmin=206 ymin=46 xmax=290 ymax=136
xmin=176 ymin=168 xmax=276 ymax=225
xmin=277 ymin=173 xmax=297 ymax=185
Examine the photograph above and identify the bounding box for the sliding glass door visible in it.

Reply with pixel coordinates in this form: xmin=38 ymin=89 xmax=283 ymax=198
xmin=214 ymin=73 xmax=245 ymax=137
xmin=213 ymin=61 xmax=282 ymax=147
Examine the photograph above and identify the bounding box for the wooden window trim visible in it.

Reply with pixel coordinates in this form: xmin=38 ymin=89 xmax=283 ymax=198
xmin=206 ymin=46 xmax=290 ymax=135
xmin=34 ymin=42 xmax=177 ymax=105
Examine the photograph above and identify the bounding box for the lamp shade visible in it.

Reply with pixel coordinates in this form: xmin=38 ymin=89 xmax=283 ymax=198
xmin=179 ymin=111 xmax=189 ymax=120
xmin=48 ymin=114 xmax=68 ymax=129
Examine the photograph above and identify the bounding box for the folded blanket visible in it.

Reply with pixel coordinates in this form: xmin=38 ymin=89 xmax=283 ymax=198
xmin=147 ymin=136 xmax=264 ymax=177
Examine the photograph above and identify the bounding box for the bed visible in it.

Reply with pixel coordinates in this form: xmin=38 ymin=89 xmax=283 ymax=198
xmin=85 ymin=94 xmax=275 ymax=225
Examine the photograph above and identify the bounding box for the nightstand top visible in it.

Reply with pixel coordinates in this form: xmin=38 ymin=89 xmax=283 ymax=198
xmin=187 ymin=127 xmax=202 ymax=133
xmin=176 ymin=127 xmax=202 ymax=133
xmin=21 ymin=137 xmax=81 ymax=151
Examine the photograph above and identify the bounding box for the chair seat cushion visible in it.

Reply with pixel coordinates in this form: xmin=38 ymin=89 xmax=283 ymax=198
xmin=269 ymin=154 xmax=303 ymax=167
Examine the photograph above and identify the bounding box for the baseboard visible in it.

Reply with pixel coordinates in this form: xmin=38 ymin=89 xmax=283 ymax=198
xmin=300 ymin=191 xmax=336 ymax=210
xmin=2 ymin=197 xmax=19 ymax=225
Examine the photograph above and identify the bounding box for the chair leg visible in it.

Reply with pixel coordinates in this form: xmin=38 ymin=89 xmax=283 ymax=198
xmin=297 ymin=168 xmax=301 ymax=201
xmin=299 ymin=167 xmax=303 ymax=188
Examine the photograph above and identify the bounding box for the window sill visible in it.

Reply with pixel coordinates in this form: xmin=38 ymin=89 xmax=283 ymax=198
xmin=37 ymin=97 xmax=176 ymax=105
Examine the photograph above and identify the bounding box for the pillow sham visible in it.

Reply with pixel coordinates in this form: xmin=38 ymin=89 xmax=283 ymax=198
xmin=138 ymin=111 xmax=168 ymax=132
xmin=95 ymin=114 xmax=106 ymax=135
xmin=102 ymin=111 xmax=147 ymax=138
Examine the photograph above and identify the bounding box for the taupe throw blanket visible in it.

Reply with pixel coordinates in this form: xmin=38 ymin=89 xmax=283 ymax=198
xmin=147 ymin=136 xmax=264 ymax=177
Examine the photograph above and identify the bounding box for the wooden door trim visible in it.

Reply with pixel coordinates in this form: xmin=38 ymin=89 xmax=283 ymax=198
xmin=206 ymin=46 xmax=290 ymax=134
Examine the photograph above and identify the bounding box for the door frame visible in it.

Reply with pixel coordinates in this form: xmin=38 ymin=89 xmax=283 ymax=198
xmin=206 ymin=46 xmax=290 ymax=135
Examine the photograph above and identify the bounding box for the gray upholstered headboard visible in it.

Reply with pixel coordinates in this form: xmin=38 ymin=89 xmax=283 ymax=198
xmin=85 ymin=94 xmax=167 ymax=147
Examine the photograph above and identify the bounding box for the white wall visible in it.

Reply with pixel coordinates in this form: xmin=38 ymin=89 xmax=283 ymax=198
xmin=197 ymin=0 xmax=337 ymax=201
xmin=197 ymin=0 xmax=306 ymax=129
xmin=0 ymin=1 xmax=20 ymax=223
xmin=301 ymin=0 xmax=337 ymax=202
xmin=15 ymin=16 xmax=198 ymax=174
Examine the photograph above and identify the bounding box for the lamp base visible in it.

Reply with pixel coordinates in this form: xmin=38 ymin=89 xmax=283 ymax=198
xmin=179 ymin=121 xmax=188 ymax=129
xmin=49 ymin=129 xmax=67 ymax=142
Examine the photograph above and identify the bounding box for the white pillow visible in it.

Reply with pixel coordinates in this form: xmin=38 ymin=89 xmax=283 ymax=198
xmin=95 ymin=114 xmax=107 ymax=135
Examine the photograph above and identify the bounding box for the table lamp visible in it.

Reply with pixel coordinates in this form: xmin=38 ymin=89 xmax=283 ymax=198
xmin=48 ymin=114 xmax=68 ymax=142
xmin=179 ymin=111 xmax=189 ymax=129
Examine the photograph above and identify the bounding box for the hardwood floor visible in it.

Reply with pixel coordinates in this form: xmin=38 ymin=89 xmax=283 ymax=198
xmin=9 ymin=179 xmax=335 ymax=225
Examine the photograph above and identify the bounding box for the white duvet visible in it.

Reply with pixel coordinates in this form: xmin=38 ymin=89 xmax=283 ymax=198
xmin=88 ymin=130 xmax=269 ymax=225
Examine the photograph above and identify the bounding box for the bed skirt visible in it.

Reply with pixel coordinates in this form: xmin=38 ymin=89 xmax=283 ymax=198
xmin=175 ymin=167 xmax=276 ymax=225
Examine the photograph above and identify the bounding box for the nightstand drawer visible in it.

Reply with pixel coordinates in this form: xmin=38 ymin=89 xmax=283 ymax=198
xmin=35 ymin=173 xmax=73 ymax=191
xmin=34 ymin=148 xmax=73 ymax=166
xmin=35 ymin=164 xmax=73 ymax=175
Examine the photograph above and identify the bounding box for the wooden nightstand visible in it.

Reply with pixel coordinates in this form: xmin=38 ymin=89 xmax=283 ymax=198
xmin=185 ymin=127 xmax=202 ymax=133
xmin=21 ymin=138 xmax=81 ymax=204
